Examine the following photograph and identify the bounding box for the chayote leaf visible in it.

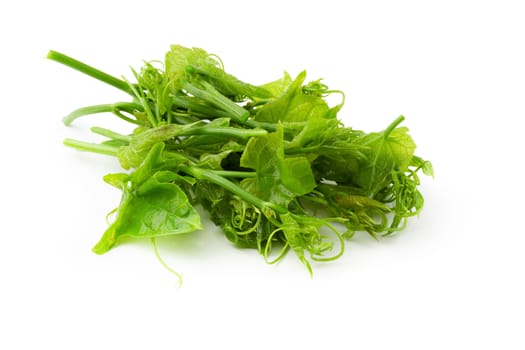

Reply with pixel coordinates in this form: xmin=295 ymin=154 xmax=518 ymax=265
xmin=93 ymin=143 xmax=202 ymax=254
xmin=254 ymin=71 xmax=329 ymax=123
xmin=353 ymin=117 xmax=417 ymax=196
xmin=240 ymin=124 xmax=316 ymax=207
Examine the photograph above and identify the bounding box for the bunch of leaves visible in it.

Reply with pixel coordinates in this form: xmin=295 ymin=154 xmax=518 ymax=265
xmin=47 ymin=45 xmax=433 ymax=278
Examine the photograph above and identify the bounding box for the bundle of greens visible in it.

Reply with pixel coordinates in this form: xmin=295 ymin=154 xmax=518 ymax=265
xmin=48 ymin=45 xmax=433 ymax=276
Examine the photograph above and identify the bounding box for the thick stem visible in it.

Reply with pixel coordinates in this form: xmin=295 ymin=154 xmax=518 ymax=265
xmin=142 ymin=122 xmax=267 ymax=146
xmin=180 ymin=126 xmax=267 ymax=140
xmin=47 ymin=50 xmax=132 ymax=95
xmin=172 ymin=96 xmax=232 ymax=119
xmin=182 ymin=81 xmax=249 ymax=122
xmin=187 ymin=64 xmax=272 ymax=99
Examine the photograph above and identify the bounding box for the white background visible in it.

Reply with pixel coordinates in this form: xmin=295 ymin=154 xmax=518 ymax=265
xmin=1 ymin=1 xmax=524 ymax=349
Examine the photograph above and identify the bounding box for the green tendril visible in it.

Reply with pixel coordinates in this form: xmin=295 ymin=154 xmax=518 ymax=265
xmin=208 ymin=53 xmax=225 ymax=70
xmin=151 ymin=238 xmax=182 ymax=287
xmin=263 ymin=227 xmax=290 ymax=264
xmin=309 ymin=220 xmax=345 ymax=262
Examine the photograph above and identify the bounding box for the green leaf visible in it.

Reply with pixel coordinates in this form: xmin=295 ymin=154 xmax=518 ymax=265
xmin=310 ymin=127 xmax=367 ymax=183
xmin=354 ymin=116 xmax=416 ymax=196
xmin=192 ymin=180 xmax=232 ymax=226
xmin=93 ymin=143 xmax=202 ymax=254
xmin=240 ymin=124 xmax=283 ymax=173
xmin=92 ymin=178 xmax=202 ymax=254
xmin=240 ymin=125 xmax=316 ymax=207
xmin=286 ymin=113 xmax=339 ymax=150
xmin=137 ymin=170 xmax=195 ymax=193
xmin=280 ymin=157 xmax=316 ymax=195
xmin=411 ymin=155 xmax=434 ymax=177
xmin=118 ymin=124 xmax=184 ymax=169
xmin=103 ymin=173 xmax=129 ymax=189
xmin=259 ymin=71 xmax=293 ymax=98
xmin=254 ymin=71 xmax=329 ymax=123
xmin=197 ymin=151 xmax=233 ymax=170
xmin=130 ymin=142 xmax=166 ymax=186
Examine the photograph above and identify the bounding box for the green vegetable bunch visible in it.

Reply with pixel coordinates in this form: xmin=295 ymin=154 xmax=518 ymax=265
xmin=48 ymin=45 xmax=433 ymax=276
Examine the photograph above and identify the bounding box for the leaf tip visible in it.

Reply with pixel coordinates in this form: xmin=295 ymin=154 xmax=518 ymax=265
xmin=92 ymin=226 xmax=117 ymax=254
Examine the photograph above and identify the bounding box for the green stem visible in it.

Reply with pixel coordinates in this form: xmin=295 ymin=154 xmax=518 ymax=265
xmin=180 ymin=126 xmax=267 ymax=140
xmin=47 ymin=50 xmax=132 ymax=95
xmin=124 ymin=74 xmax=158 ymax=127
xmin=210 ymin=170 xmax=256 ymax=178
xmin=186 ymin=64 xmax=271 ymax=99
xmin=171 ymin=113 xmax=199 ymax=125
xmin=90 ymin=127 xmax=131 ymax=142
xmin=63 ymin=138 xmax=119 ymax=156
xmin=384 ymin=115 xmax=405 ymax=137
xmin=285 ymin=144 xmax=365 ymax=155
xmin=149 ymin=122 xmax=267 ymax=144
xmin=180 ymin=165 xmax=286 ymax=214
xmin=241 ymin=119 xmax=278 ymax=132
xmin=63 ymin=102 xmax=143 ymax=126
xmin=172 ymin=96 xmax=232 ymax=119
